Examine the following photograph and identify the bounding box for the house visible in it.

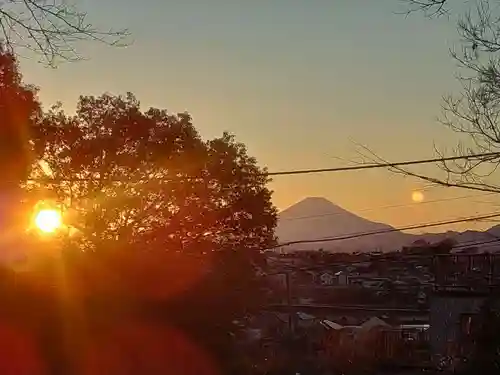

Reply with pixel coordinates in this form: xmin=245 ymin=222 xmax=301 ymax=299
xmin=314 ymin=270 xmax=350 ymax=286
xmin=316 ymin=316 xmax=407 ymax=373
xmin=348 ymin=276 xmax=387 ymax=289
xmin=314 ymin=271 xmax=333 ymax=285
xmin=429 ymin=254 xmax=500 ymax=370
xmin=361 ymin=316 xmax=391 ymax=330
xmin=296 ymin=312 xmax=316 ymax=329
xmin=335 ymin=271 xmax=349 ymax=286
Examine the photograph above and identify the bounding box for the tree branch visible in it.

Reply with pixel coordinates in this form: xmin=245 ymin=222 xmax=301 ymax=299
xmin=354 ymin=143 xmax=500 ymax=194
xmin=0 ymin=0 xmax=130 ymax=66
xmin=403 ymin=0 xmax=449 ymax=17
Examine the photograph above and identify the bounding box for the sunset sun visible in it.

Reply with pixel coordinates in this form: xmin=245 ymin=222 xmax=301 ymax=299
xmin=34 ymin=209 xmax=62 ymax=233
xmin=411 ymin=191 xmax=424 ymax=203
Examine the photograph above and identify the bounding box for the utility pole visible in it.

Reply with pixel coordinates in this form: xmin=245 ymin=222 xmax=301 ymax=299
xmin=285 ymin=271 xmax=294 ymax=333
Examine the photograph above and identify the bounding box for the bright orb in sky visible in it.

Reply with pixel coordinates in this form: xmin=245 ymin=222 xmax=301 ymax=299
xmin=411 ymin=191 xmax=425 ymax=203
xmin=34 ymin=209 xmax=62 ymax=233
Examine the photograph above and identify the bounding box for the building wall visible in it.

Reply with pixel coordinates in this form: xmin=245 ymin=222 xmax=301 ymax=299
xmin=428 ymin=293 xmax=485 ymax=362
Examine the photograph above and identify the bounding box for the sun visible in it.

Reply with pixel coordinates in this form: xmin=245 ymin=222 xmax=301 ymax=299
xmin=34 ymin=209 xmax=62 ymax=233
xmin=411 ymin=190 xmax=425 ymax=203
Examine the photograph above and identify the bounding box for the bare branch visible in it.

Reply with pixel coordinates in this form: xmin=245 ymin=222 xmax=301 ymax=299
xmin=403 ymin=0 xmax=449 ymax=18
xmin=354 ymin=143 xmax=500 ymax=194
xmin=0 ymin=0 xmax=130 ymax=66
xmin=392 ymin=1 xmax=500 ymax=195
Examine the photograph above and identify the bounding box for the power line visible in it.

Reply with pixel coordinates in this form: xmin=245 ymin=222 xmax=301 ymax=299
xmin=269 ymin=212 xmax=500 ymax=249
xmin=454 ymin=238 xmax=500 ymax=249
xmin=28 ymin=152 xmax=500 ymax=182
xmin=266 ymin=152 xmax=500 ymax=177
xmin=279 ymin=192 xmax=497 ymax=222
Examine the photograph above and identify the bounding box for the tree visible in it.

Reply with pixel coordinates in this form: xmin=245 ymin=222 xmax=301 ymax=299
xmin=369 ymin=0 xmax=500 ymax=195
xmin=29 ymin=93 xmax=276 ymax=254
xmin=0 ymin=48 xmax=40 ymax=185
xmin=0 ymin=48 xmax=42 ymax=261
xmin=23 ymin=92 xmax=277 ymax=373
xmin=0 ymin=0 xmax=129 ymax=66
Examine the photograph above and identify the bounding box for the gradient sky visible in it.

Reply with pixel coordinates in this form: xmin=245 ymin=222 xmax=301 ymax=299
xmin=18 ymin=0 xmax=500 ymax=232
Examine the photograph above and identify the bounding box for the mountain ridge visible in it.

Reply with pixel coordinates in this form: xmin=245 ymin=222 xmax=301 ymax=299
xmin=276 ymin=197 xmax=499 ymax=253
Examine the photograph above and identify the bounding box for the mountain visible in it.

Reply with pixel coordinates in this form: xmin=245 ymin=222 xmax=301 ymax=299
xmin=276 ymin=197 xmax=414 ymax=252
xmin=276 ymin=197 xmax=500 ymax=253
xmin=488 ymin=224 xmax=500 ymax=237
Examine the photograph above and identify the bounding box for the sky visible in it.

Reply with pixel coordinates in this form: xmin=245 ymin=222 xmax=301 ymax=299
xmin=18 ymin=0 xmax=500 ymax=232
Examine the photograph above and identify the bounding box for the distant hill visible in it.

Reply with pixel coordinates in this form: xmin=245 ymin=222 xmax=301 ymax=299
xmin=276 ymin=197 xmax=413 ymax=252
xmin=276 ymin=197 xmax=500 ymax=253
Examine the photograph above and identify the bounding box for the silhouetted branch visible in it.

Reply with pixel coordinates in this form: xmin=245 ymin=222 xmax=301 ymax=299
xmin=404 ymin=0 xmax=449 ymax=17
xmin=391 ymin=1 xmax=500 ymax=195
xmin=0 ymin=0 xmax=130 ymax=66
xmin=354 ymin=143 xmax=500 ymax=194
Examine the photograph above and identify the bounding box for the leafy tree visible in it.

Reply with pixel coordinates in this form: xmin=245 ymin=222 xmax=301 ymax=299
xmin=30 ymin=94 xmax=275 ymax=251
xmin=24 ymin=92 xmax=277 ymax=373
xmin=0 ymin=0 xmax=129 ymax=66
xmin=0 ymin=48 xmax=40 ymax=188
xmin=0 ymin=49 xmax=57 ymax=375
xmin=0 ymin=48 xmax=41 ymax=259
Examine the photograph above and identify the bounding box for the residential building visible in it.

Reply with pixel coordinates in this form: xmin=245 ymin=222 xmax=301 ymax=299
xmin=428 ymin=254 xmax=500 ymax=370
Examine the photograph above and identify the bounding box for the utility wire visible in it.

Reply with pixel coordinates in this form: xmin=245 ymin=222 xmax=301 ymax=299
xmin=454 ymin=238 xmax=500 ymax=249
xmin=266 ymin=152 xmax=500 ymax=176
xmin=27 ymin=152 xmax=500 ymax=182
xmin=269 ymin=211 xmax=500 ymax=249
xmin=279 ymin=237 xmax=500 ymax=259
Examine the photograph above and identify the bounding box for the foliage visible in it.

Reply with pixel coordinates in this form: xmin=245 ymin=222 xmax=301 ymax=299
xmin=0 ymin=47 xmax=41 ymax=259
xmin=26 ymin=91 xmax=277 ymax=370
xmin=0 ymin=51 xmax=277 ymax=373
xmin=0 ymin=48 xmax=40 ymax=189
xmin=29 ymin=93 xmax=276 ymax=253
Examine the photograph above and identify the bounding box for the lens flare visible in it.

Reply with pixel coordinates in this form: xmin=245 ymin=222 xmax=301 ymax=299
xmin=34 ymin=209 xmax=62 ymax=233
